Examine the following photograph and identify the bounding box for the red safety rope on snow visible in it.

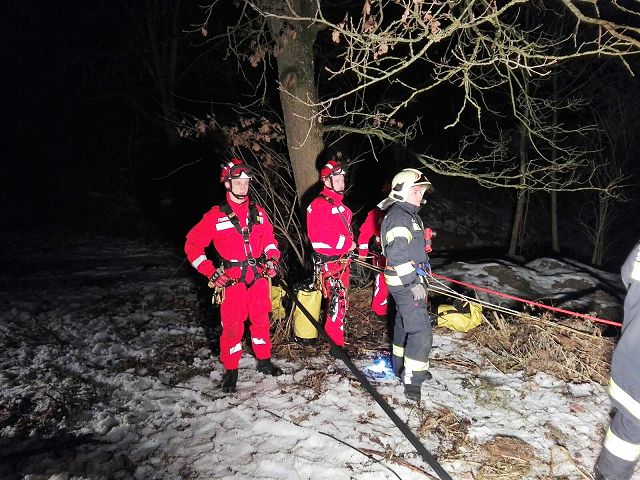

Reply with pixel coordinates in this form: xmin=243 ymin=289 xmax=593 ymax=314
xmin=431 ymin=272 xmax=623 ymax=328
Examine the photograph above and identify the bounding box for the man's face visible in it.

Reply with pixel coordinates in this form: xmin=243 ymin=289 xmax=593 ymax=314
xmin=227 ymin=178 xmax=250 ymax=202
xmin=407 ymin=185 xmax=427 ymax=206
xmin=325 ymin=174 xmax=346 ymax=193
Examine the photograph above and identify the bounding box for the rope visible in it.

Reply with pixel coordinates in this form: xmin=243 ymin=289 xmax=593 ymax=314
xmin=279 ymin=277 xmax=454 ymax=480
xmin=350 ymin=257 xmax=622 ymax=328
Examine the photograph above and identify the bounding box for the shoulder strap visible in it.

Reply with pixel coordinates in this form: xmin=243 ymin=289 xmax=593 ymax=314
xmin=318 ymin=194 xmax=352 ymax=236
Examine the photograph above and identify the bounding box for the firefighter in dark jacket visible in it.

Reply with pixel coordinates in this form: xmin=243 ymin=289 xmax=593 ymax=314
xmin=184 ymin=158 xmax=282 ymax=394
xmin=380 ymin=168 xmax=434 ymax=402
xmin=595 ymin=240 xmax=640 ymax=480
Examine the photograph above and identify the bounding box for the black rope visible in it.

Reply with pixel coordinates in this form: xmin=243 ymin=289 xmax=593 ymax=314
xmin=279 ymin=278 xmax=454 ymax=480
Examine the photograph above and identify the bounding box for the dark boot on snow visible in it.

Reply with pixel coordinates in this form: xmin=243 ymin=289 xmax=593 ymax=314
xmin=593 ymin=466 xmax=609 ymax=480
xmin=404 ymin=384 xmax=422 ymax=402
xmin=221 ymin=369 xmax=238 ymax=393
xmin=256 ymin=359 xmax=283 ymax=376
xmin=423 ymin=370 xmax=433 ymax=381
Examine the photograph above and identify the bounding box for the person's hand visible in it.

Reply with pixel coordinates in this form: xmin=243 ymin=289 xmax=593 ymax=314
xmin=410 ymin=283 xmax=427 ymax=301
xmin=208 ymin=267 xmax=231 ymax=289
xmin=357 ymin=249 xmax=368 ymax=261
xmin=265 ymin=259 xmax=278 ymax=278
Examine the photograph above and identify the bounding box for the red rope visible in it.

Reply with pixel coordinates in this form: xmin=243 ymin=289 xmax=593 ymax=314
xmin=431 ymin=272 xmax=622 ymax=328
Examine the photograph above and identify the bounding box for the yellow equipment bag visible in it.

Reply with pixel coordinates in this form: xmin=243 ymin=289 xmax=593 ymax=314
xmin=437 ymin=301 xmax=483 ymax=333
xmin=293 ymin=287 xmax=322 ymax=339
xmin=270 ymin=282 xmax=287 ymax=321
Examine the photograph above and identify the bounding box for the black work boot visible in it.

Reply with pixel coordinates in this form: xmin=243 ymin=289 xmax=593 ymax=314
xmin=392 ymin=355 xmax=404 ymax=379
xmin=256 ymin=359 xmax=283 ymax=376
xmin=424 ymin=370 xmax=433 ymax=381
xmin=221 ymin=369 xmax=238 ymax=393
xmin=404 ymin=384 xmax=421 ymax=402
xmin=593 ymin=466 xmax=609 ymax=480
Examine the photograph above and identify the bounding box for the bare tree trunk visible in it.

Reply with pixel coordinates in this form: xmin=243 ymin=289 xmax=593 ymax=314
xmin=550 ymin=71 xmax=560 ymax=254
xmin=265 ymin=2 xmax=325 ymax=202
xmin=508 ymin=121 xmax=528 ymax=259
xmin=146 ymin=0 xmax=180 ymax=147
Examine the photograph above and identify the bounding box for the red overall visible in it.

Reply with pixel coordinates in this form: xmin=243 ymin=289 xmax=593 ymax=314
xmin=357 ymin=207 xmax=388 ymax=316
xmin=306 ymin=187 xmax=353 ymax=346
xmin=184 ymin=193 xmax=280 ymax=369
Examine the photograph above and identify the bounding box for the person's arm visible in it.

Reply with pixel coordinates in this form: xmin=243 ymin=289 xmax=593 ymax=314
xmin=184 ymin=208 xmax=218 ymax=278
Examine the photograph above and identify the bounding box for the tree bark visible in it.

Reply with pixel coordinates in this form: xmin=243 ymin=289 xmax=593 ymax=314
xmin=264 ymin=1 xmax=325 ymax=203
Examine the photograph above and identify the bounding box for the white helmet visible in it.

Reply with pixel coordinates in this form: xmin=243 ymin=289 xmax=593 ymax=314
xmin=388 ymin=168 xmax=432 ymax=202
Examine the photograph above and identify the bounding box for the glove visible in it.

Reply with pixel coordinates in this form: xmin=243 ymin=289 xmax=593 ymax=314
xmin=357 ymin=249 xmax=368 ymax=261
xmin=424 ymin=228 xmax=435 ymax=253
xmin=410 ymin=283 xmax=427 ymax=301
xmin=265 ymin=259 xmax=278 ymax=278
xmin=416 ymin=262 xmax=431 ymax=276
xmin=208 ymin=266 xmax=231 ymax=289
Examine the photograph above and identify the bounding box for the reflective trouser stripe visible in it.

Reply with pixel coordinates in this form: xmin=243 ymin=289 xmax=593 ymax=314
xmin=384 ymin=273 xmax=403 ymax=286
xmin=610 ymin=379 xmax=640 ymax=421
xmin=603 ymin=428 xmax=640 ymax=462
xmin=405 ymin=357 xmax=430 ymax=372
xmin=393 ymin=344 xmax=404 ymax=357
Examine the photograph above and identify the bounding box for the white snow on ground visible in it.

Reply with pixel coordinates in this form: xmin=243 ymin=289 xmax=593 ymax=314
xmin=0 ymin=230 xmax=633 ymax=480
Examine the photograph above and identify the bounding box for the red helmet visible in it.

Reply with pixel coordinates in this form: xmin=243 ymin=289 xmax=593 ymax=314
xmin=320 ymin=159 xmax=346 ymax=180
xmin=220 ymin=158 xmax=252 ymax=183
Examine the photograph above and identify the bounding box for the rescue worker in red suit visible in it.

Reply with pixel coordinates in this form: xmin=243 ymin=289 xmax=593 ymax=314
xmin=306 ymin=159 xmax=356 ymax=349
xmin=357 ymin=206 xmax=389 ymax=318
xmin=184 ymin=158 xmax=282 ymax=393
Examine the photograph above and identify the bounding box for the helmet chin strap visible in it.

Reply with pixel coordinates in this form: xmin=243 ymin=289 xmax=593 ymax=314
xmin=327 ymin=177 xmax=345 ymax=194
xmin=226 ymin=184 xmax=249 ymax=201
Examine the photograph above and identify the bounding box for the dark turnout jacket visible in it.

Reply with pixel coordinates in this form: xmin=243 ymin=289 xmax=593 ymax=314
xmin=380 ymin=202 xmax=428 ymax=288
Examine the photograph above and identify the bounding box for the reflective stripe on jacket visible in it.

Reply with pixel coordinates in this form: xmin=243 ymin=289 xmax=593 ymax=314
xmin=307 ymin=187 xmax=354 ymax=256
xmin=380 ymin=202 xmax=428 ymax=287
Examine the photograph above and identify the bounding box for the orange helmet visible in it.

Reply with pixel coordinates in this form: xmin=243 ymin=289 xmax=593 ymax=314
xmin=220 ymin=158 xmax=252 ymax=183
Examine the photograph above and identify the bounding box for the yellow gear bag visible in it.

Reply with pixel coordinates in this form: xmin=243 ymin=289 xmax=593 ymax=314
xmin=270 ymin=282 xmax=287 ymax=321
xmin=293 ymin=287 xmax=322 ymax=339
xmin=437 ymin=302 xmax=483 ymax=333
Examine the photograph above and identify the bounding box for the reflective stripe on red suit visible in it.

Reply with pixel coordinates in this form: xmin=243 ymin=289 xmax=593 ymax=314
xmin=357 ymin=206 xmax=388 ymax=316
xmin=184 ymin=193 xmax=280 ymax=369
xmin=306 ymin=187 xmax=353 ymax=346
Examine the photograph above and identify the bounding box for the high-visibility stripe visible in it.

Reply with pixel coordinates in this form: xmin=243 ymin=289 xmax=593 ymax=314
xmin=252 ymin=337 xmax=267 ymax=345
xmin=358 ymin=243 xmax=369 ymax=250
xmin=336 ymin=235 xmax=345 ymax=250
xmin=610 ymin=379 xmax=640 ymax=421
xmin=216 ymin=221 xmax=235 ymax=231
xmin=384 ymin=274 xmax=403 ymax=286
xmin=229 ymin=343 xmax=242 ymax=355
xmin=385 ymin=226 xmax=412 ymax=244
xmin=312 ymin=242 xmax=331 ymax=249
xmin=405 ymin=357 xmax=430 ymax=372
xmin=392 ymin=344 xmax=404 ymax=357
xmin=191 ymin=255 xmax=208 ymax=269
xmin=331 ymin=206 xmax=345 ymax=214
xmin=394 ymin=261 xmax=415 ymax=277
xmin=631 ymin=248 xmax=640 ymax=281
xmin=603 ymin=428 xmax=640 ymax=462
xmin=264 ymin=243 xmax=277 ymax=253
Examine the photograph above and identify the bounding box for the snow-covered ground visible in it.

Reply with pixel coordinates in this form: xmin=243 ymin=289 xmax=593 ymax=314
xmin=0 ymin=229 xmax=632 ymax=480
